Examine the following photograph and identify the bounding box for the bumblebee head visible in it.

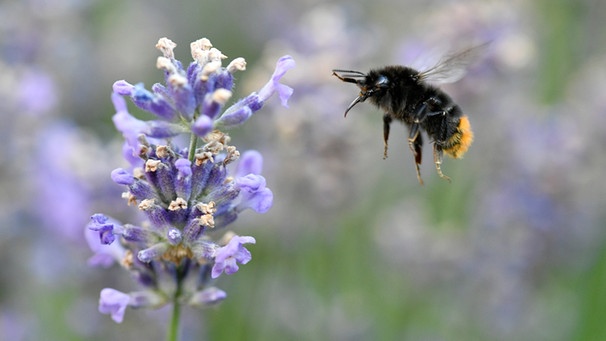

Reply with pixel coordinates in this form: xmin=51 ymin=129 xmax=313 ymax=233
xmin=332 ymin=69 xmax=389 ymax=117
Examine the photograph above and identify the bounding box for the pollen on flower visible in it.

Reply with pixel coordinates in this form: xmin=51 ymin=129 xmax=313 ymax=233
xmin=202 ymin=132 xmax=229 ymax=155
xmin=209 ymin=48 xmax=227 ymax=62
xmin=156 ymin=57 xmax=177 ymax=74
xmin=197 ymin=201 xmax=217 ymax=214
xmin=168 ymin=197 xmax=188 ymax=211
xmin=200 ymin=214 xmax=215 ymax=228
xmin=138 ymin=145 xmax=150 ymax=159
xmin=213 ymin=89 xmax=233 ymax=105
xmin=227 ymin=57 xmax=247 ymax=73
xmin=133 ymin=168 xmax=145 ymax=179
xmin=122 ymin=191 xmax=138 ymax=206
xmin=195 ymin=151 xmax=214 ymax=166
xmin=191 ymin=38 xmax=226 ymax=65
xmin=156 ymin=37 xmax=177 ymax=59
xmin=204 ymin=130 xmax=230 ymax=147
xmin=155 ymin=145 xmax=171 ymax=159
xmin=168 ymin=73 xmax=188 ymax=87
xmin=138 ymin=199 xmax=155 ymax=211
xmin=145 ymin=159 xmax=161 ymax=172
xmin=121 ymin=250 xmax=134 ymax=269
xmin=200 ymin=203 xmax=217 ymax=227
xmin=162 ymin=244 xmax=193 ymax=264
xmin=191 ymin=38 xmax=213 ymax=55
xmin=200 ymin=61 xmax=222 ymax=81
xmin=223 ymin=146 xmax=240 ymax=165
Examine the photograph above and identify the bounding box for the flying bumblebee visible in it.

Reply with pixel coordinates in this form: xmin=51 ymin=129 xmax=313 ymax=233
xmin=332 ymin=45 xmax=483 ymax=184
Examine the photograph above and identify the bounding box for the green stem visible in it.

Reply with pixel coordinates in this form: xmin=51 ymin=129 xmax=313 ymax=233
xmin=166 ymin=299 xmax=182 ymax=341
xmin=188 ymin=133 xmax=198 ymax=162
xmin=167 ymin=265 xmax=185 ymax=341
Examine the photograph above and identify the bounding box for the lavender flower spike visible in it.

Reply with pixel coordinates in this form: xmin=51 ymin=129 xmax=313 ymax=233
xmin=88 ymin=37 xmax=293 ymax=327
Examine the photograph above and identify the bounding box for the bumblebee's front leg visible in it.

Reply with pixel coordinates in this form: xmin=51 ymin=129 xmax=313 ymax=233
xmin=382 ymin=114 xmax=392 ymax=159
xmin=432 ymin=144 xmax=451 ymax=183
xmin=408 ymin=124 xmax=424 ymax=185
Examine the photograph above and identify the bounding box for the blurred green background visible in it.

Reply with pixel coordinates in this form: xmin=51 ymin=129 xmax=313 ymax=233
xmin=2 ymin=0 xmax=606 ymax=340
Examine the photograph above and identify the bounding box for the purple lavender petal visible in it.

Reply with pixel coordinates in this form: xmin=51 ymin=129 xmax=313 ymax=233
xmin=113 ymin=80 xmax=134 ymax=95
xmin=121 ymin=224 xmax=151 ymax=243
xmin=189 ymin=287 xmax=227 ymax=306
xmin=145 ymin=159 xmax=176 ymax=200
xmin=138 ymin=242 xmax=169 ymax=263
xmin=145 ymin=120 xmax=188 ymax=139
xmin=121 ymin=141 xmax=143 ymax=168
xmin=214 ymin=106 xmax=252 ymax=128
xmin=166 ymin=80 xmax=196 ymax=120
xmin=138 ymin=199 xmax=170 ymax=229
xmin=234 ymin=173 xmax=273 ymax=213
xmin=112 ymin=93 xmax=147 ymax=154
xmin=99 ymin=288 xmax=130 ymax=323
xmin=257 ymin=55 xmax=295 ymax=107
xmin=192 ymin=114 xmax=214 ymax=137
xmin=88 ymin=214 xmax=118 ymax=245
xmin=128 ymin=178 xmax=155 ymax=202
xmin=237 ymin=187 xmax=273 ymax=214
xmin=215 ymin=70 xmax=234 ymax=91
xmin=236 ymin=173 xmax=265 ymax=191
xmin=175 ymin=158 xmax=192 ymax=177
xmin=235 ymin=150 xmax=263 ymax=177
xmin=111 ymin=168 xmax=134 ymax=186
xmin=131 ymin=83 xmax=177 ymax=120
xmin=114 ymin=102 xmax=184 ymax=154
xmin=211 ymin=235 xmax=255 ymax=278
xmin=84 ymin=227 xmax=126 ymax=268
xmin=167 ymin=228 xmax=183 ymax=245
xmin=174 ymin=158 xmax=192 ymax=199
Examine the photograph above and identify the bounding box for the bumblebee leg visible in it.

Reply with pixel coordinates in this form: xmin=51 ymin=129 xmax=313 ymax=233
xmin=417 ymin=97 xmax=445 ymax=120
xmin=408 ymin=126 xmax=424 ymax=185
xmin=412 ymin=102 xmax=427 ymax=123
xmin=382 ymin=114 xmax=392 ymax=159
xmin=408 ymin=124 xmax=421 ymax=161
xmin=432 ymin=144 xmax=451 ymax=183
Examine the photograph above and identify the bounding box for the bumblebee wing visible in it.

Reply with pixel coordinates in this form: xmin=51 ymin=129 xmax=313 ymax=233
xmin=417 ymin=43 xmax=488 ymax=84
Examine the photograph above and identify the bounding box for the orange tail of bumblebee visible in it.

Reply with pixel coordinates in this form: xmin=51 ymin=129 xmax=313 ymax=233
xmin=443 ymin=116 xmax=473 ymax=158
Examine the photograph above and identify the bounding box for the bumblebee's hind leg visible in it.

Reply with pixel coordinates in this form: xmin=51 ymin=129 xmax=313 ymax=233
xmin=408 ymin=124 xmax=424 ymax=185
xmin=432 ymin=144 xmax=451 ymax=183
xmin=382 ymin=114 xmax=392 ymax=159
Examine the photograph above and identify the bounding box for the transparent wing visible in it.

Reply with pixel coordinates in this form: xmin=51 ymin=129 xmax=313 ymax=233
xmin=417 ymin=43 xmax=488 ymax=84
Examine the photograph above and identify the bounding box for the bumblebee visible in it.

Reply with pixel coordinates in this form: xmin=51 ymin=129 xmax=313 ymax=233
xmin=333 ymin=46 xmax=482 ymax=184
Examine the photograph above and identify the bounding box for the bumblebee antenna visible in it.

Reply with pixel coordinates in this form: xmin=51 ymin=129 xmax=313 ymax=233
xmin=332 ymin=69 xmax=365 ymax=84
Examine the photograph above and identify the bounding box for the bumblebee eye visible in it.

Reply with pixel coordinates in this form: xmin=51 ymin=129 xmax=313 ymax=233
xmin=375 ymin=75 xmax=389 ymax=88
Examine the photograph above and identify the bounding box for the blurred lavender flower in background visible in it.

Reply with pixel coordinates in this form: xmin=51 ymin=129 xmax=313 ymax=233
xmin=241 ymin=4 xmax=384 ymax=231
xmin=87 ymin=37 xmax=293 ymax=334
xmin=366 ymin=1 xmax=606 ymax=339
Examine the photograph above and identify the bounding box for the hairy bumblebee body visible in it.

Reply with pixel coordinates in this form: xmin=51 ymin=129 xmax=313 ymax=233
xmin=333 ymin=46 xmax=481 ymax=184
